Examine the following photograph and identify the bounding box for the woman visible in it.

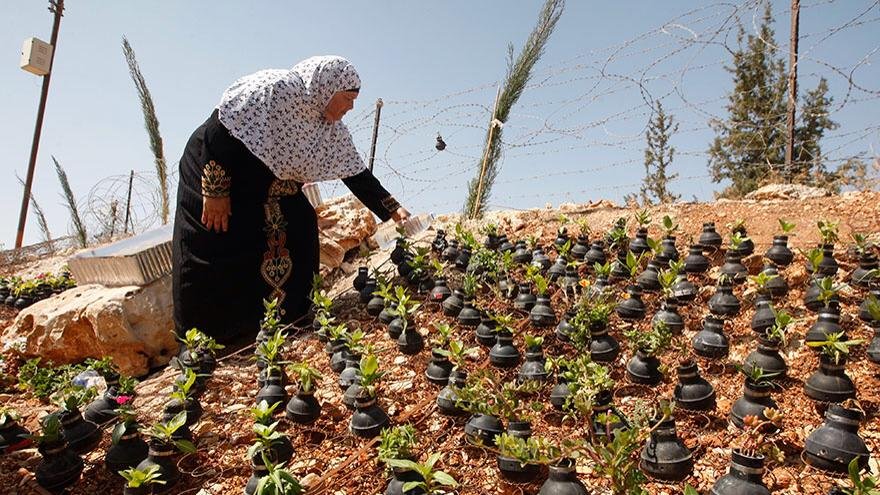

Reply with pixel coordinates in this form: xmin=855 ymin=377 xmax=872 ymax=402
xmin=172 ymin=55 xmax=409 ymax=343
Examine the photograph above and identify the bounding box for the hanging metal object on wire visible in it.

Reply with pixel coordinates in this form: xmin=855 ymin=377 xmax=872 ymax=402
xmin=435 ymin=133 xmax=446 ymax=151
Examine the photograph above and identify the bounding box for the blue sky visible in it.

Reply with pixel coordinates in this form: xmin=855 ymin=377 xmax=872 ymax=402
xmin=2 ymin=1 xmax=878 ymax=247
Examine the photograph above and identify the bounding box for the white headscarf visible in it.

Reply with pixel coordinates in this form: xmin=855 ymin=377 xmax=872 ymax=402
xmin=217 ymin=55 xmax=366 ymax=182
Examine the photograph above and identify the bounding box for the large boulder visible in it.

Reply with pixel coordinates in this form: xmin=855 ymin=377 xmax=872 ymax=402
xmin=1 ymin=275 xmax=176 ymax=376
xmin=744 ymin=183 xmax=830 ymax=201
xmin=315 ymin=193 xmax=378 ymax=269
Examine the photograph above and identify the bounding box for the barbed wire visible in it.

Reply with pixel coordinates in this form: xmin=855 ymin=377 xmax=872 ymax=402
xmin=336 ymin=0 xmax=879 ymax=212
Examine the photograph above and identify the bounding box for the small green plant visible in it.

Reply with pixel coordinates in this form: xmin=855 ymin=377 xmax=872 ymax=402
xmin=576 ymin=218 xmax=591 ymax=237
xmin=865 ymin=295 xmax=880 ymax=322
xmin=657 ymin=268 xmax=678 ymax=299
xmin=314 ymin=312 xmax=336 ymax=336
xmin=57 ymin=385 xmax=97 ymax=412
xmin=373 ymin=273 xmax=394 ymax=303
xmin=816 ymin=277 xmax=841 ymax=308
xmin=385 ymin=452 xmax=458 ymax=494
xmin=624 ymin=320 xmax=673 ymax=356
xmin=430 ymin=258 xmax=445 ymax=278
xmin=836 ymin=457 xmax=880 ymax=495
xmin=310 ymin=288 xmax=333 ymax=319
xmin=737 ymin=365 xmax=779 ymax=384
xmin=111 ymin=403 xmax=139 ymax=445
xmin=247 ymin=421 xmax=288 ymax=462
xmin=624 ymin=251 xmax=646 ymax=280
xmin=524 ymin=334 xmax=544 ymax=351
xmin=392 ymin=286 xmax=421 ymax=322
xmin=594 ymin=261 xmax=612 ymax=279
xmin=851 ymin=233 xmax=873 ymax=256
xmin=177 ymin=328 xmax=224 ymax=361
xmin=30 ymin=413 xmax=63 ymax=444
xmin=454 ymin=224 xmax=478 ymax=250
xmin=495 ymin=433 xmax=559 ymax=467
xmin=254 ymin=457 xmax=304 ymax=495
xmin=735 ymin=409 xmax=785 ymax=464
xmin=531 ymin=273 xmax=550 ymax=296
xmin=407 ymin=246 xmax=433 ymax=280
xmin=765 ymin=307 xmax=792 ymax=345
xmin=568 ymin=294 xmax=614 ymax=351
xmin=18 ymin=358 xmax=91 ymax=400
xmin=661 ymin=215 xmax=678 ymax=237
xmin=807 ymin=332 xmax=864 ymax=364
xmin=325 ymin=322 xmax=349 ymax=343
xmin=818 ymin=219 xmax=840 ymax=245
xmin=255 ymin=329 xmax=288 ymax=372
xmin=490 ymin=313 xmax=518 ymax=336
xmin=559 ymin=356 xmax=615 ymax=421
xmin=436 ymin=340 xmax=479 ymax=370
xmin=86 ymin=356 xmax=117 ymax=377
xmin=556 ymin=239 xmax=572 ymax=260
xmin=729 ymin=232 xmax=745 ymax=252
xmin=170 ymin=367 xmax=198 ymax=403
xmin=606 ymin=218 xmax=629 ymax=252
xmin=117 ymin=375 xmax=139 ymax=396
xmin=455 ymin=371 xmax=542 ymax=422
xmin=0 ymin=407 xmax=20 ymax=428
xmin=748 ymin=272 xmax=777 ymax=295
xmin=261 ymin=298 xmax=282 ymax=334
xmin=728 ymin=218 xmax=746 ymax=233
xmin=251 ymin=400 xmax=282 ymax=426
xmin=119 ymin=465 xmax=166 ymax=489
xmin=778 ymin=219 xmax=796 ymax=235
xmin=461 ymin=272 xmax=480 ymax=299
xmin=357 ymin=354 xmax=385 ymax=399
xmin=378 ymin=424 xmax=418 ymax=462
xmin=635 ymin=209 xmax=651 ymax=227
xmin=343 ymin=329 xmax=367 ymax=356
xmin=287 ymin=362 xmax=322 ymax=394
xmin=804 ymin=247 xmax=824 ymax=274
xmin=580 ymin=401 xmax=671 ymax=495
xmin=430 ymin=322 xmax=454 ymax=350
xmin=145 ymin=411 xmax=196 ymax=453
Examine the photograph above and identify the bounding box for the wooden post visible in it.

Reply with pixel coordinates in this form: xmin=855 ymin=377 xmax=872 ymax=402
xmin=368 ymin=98 xmax=383 ymax=172
xmin=123 ymin=170 xmax=134 ymax=234
xmin=784 ymin=0 xmax=800 ymax=182
xmin=109 ymin=200 xmax=118 ymax=238
xmin=15 ymin=0 xmax=65 ymax=248
xmin=471 ymin=87 xmax=502 ymax=219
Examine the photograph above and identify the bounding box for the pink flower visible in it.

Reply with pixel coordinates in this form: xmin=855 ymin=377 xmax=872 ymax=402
xmin=115 ymin=395 xmax=133 ymax=406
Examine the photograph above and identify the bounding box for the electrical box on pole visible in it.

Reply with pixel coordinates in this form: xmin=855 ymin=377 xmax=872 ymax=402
xmin=20 ymin=37 xmax=54 ymax=76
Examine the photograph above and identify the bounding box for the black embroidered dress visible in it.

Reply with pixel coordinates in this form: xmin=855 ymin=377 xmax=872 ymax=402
xmin=172 ymin=110 xmax=399 ymax=342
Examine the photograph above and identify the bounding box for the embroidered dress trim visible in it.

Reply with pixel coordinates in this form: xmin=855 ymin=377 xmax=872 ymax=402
xmin=201 ymin=160 xmax=231 ymax=197
xmin=260 ymin=180 xmax=303 ymax=311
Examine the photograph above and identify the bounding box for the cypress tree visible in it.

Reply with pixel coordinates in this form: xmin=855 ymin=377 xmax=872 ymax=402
xmin=640 ymin=101 xmax=679 ymax=205
xmin=709 ymin=2 xmax=840 ymax=197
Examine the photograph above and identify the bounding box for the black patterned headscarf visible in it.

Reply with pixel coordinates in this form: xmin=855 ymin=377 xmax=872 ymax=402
xmin=217 ymin=56 xmax=365 ymax=182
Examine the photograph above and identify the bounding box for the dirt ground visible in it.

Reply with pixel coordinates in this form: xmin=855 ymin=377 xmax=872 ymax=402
xmin=1 ymin=191 xmax=879 ymax=495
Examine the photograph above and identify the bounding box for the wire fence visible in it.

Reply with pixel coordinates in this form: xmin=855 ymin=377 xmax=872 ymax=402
xmin=320 ymin=0 xmax=880 ymax=215
xmin=25 ymin=0 xmax=878 ymax=248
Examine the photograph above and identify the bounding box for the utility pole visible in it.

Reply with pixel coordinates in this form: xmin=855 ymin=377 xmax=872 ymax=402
xmin=784 ymin=0 xmax=800 ymax=182
xmin=15 ymin=0 xmax=65 ymax=249
xmin=367 ymin=98 xmax=383 ymax=172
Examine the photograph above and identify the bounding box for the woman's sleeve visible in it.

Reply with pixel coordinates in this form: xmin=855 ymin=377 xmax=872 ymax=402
xmin=341 ymin=168 xmax=401 ymax=222
xmin=199 ymin=112 xmax=237 ymax=198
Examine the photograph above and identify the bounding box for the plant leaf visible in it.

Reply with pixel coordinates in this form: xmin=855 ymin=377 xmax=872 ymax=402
xmin=433 ymin=470 xmax=459 ymax=487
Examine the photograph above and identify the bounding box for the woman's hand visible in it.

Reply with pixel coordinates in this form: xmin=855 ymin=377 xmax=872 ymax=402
xmin=202 ymin=196 xmax=231 ymax=233
xmin=390 ymin=206 xmax=411 ymax=223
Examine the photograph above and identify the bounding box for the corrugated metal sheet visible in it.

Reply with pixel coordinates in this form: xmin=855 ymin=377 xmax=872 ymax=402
xmin=68 ymin=224 xmax=173 ymax=287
